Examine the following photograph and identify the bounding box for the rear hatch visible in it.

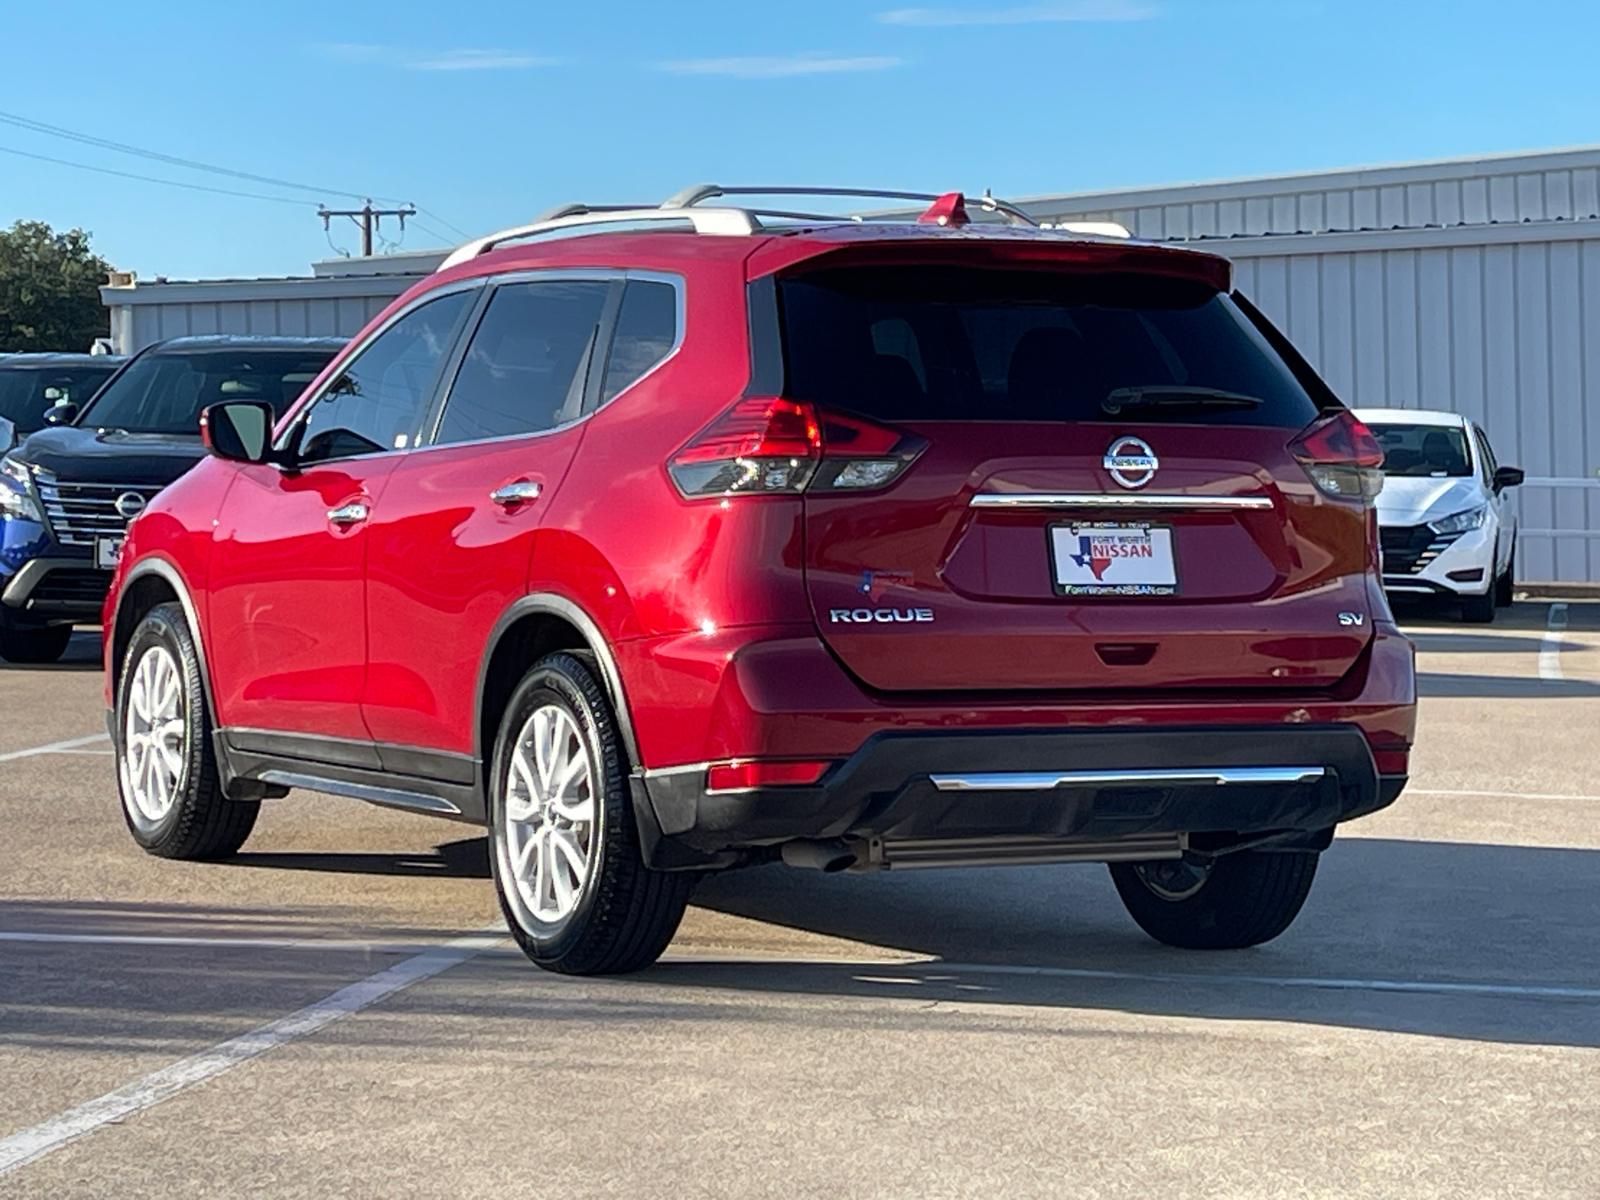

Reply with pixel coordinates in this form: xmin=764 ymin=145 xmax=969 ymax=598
xmin=774 ymin=253 xmax=1375 ymax=693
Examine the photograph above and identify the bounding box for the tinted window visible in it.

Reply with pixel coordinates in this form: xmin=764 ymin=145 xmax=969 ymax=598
xmin=600 ymin=280 xmax=678 ymax=403
xmin=1473 ymin=426 xmax=1498 ymax=486
xmin=1370 ymin=423 xmax=1473 ymax=477
xmin=435 ymin=281 xmax=610 ymax=445
xmin=300 ymin=292 xmax=473 ymax=462
xmin=777 ymin=267 xmax=1318 ymax=427
xmin=0 ymin=364 xmax=119 ymax=434
xmin=79 ymin=349 xmax=338 ymax=436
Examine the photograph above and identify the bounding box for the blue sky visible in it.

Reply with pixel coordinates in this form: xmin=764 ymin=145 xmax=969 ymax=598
xmin=1 ymin=0 xmax=1596 ymax=279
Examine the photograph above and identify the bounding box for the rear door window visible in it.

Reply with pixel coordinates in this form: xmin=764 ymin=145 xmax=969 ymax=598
xmin=1371 ymin=423 xmax=1473 ymax=477
xmin=434 ymin=280 xmax=612 ymax=445
xmin=776 ymin=266 xmax=1318 ymax=427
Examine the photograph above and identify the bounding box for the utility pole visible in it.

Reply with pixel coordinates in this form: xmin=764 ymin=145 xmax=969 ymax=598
xmin=318 ymin=200 xmax=417 ymax=256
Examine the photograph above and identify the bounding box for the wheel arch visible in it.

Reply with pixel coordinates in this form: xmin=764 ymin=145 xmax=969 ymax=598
xmin=110 ymin=558 xmax=217 ymax=727
xmin=476 ymin=594 xmax=642 ymax=793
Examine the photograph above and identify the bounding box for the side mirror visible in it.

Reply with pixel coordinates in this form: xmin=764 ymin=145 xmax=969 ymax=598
xmin=42 ymin=403 xmax=77 ymax=426
xmin=201 ymin=401 xmax=275 ymax=464
xmin=1493 ymin=466 xmax=1524 ymax=491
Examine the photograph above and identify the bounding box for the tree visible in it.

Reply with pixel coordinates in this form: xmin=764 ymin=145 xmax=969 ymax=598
xmin=0 ymin=221 xmax=113 ymax=352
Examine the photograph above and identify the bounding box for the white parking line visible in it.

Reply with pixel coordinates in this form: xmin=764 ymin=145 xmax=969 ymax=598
xmin=1407 ymin=787 xmax=1600 ymax=802
xmin=0 ymin=733 xmax=110 ymax=763
xmin=0 ymin=931 xmax=449 ymax=953
xmin=0 ymin=928 xmax=504 ymax=1179
xmin=1538 ymin=602 xmax=1569 ymax=681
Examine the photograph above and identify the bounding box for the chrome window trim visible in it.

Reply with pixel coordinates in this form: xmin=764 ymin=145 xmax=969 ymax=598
xmin=412 ymin=269 xmax=687 ymax=455
xmin=969 ymin=493 xmax=1275 ymax=510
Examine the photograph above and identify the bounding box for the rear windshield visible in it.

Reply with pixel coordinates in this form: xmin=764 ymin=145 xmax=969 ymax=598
xmin=78 ymin=348 xmax=337 ymax=435
xmin=0 ymin=364 xmax=119 ymax=434
xmin=1369 ymin=423 xmax=1473 ymax=477
xmin=777 ymin=267 xmax=1319 ymax=427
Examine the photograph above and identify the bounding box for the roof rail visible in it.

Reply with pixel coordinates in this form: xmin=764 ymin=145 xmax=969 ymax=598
xmin=436 ymin=206 xmax=760 ymax=271
xmin=435 ymin=184 xmax=1127 ymax=273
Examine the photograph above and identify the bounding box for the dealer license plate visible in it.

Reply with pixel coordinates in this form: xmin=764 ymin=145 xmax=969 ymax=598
xmin=94 ymin=536 xmax=123 ymax=570
xmin=1049 ymin=522 xmax=1177 ymax=596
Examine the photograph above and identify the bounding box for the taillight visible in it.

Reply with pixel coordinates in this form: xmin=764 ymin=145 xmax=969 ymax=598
xmin=669 ymin=399 xmax=926 ymax=499
xmin=1289 ymin=410 xmax=1385 ymax=502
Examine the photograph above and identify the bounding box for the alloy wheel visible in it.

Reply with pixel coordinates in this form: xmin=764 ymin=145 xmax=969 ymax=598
xmin=502 ymin=704 xmax=597 ymax=926
xmin=123 ymin=644 xmax=188 ymax=825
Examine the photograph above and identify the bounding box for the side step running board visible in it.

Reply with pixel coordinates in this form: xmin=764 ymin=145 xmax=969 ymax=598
xmin=257 ymin=770 xmax=463 ymax=816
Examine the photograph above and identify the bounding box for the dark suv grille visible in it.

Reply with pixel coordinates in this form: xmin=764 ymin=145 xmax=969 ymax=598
xmin=34 ymin=480 xmax=163 ymax=547
xmin=1380 ymin=523 xmax=1464 ymax=575
xmin=27 ymin=568 xmax=112 ymax=609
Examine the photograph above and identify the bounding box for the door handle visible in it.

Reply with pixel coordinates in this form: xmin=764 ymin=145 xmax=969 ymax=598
xmin=490 ymin=480 xmax=543 ymax=507
xmin=327 ymin=501 xmax=370 ymax=526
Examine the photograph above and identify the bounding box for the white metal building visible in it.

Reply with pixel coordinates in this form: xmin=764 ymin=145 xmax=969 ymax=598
xmin=98 ymin=249 xmax=445 ymax=358
xmin=1027 ymin=146 xmax=1600 ymax=584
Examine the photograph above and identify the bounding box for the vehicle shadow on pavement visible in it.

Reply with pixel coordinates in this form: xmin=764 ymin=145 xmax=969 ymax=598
xmin=679 ymin=835 xmax=1600 ymax=1047
xmin=0 ymin=630 xmax=103 ymax=672
xmin=1417 ymin=673 xmax=1600 ymax=697
xmin=228 ymin=837 xmax=490 ymax=879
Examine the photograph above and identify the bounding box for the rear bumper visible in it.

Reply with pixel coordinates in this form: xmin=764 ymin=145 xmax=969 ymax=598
xmin=635 ymin=723 xmax=1404 ymax=869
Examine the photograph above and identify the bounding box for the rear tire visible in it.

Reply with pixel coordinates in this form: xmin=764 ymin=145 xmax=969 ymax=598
xmin=1462 ymin=590 xmax=1495 ymax=623
xmin=1110 ymin=849 xmax=1319 ymax=949
xmin=489 ymin=652 xmax=694 ymax=976
xmin=116 ymin=603 xmax=258 ymax=859
xmin=0 ymin=624 xmax=73 ymax=664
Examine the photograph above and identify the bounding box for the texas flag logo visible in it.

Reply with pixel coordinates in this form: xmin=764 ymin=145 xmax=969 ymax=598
xmin=1069 ymin=535 xmax=1114 ymax=580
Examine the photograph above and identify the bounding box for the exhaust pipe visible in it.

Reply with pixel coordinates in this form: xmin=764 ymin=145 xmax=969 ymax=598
xmin=780 ymin=839 xmax=859 ymax=873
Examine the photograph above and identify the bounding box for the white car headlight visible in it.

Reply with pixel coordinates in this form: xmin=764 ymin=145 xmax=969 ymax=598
xmin=0 ymin=456 xmax=44 ymax=523
xmin=1430 ymin=505 xmax=1488 ymax=536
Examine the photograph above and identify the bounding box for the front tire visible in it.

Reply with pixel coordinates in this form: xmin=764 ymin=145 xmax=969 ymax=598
xmin=1494 ymin=547 xmax=1515 ymax=607
xmin=116 ymin=603 xmax=258 ymax=859
xmin=0 ymin=624 xmax=73 ymax=664
xmin=1110 ymin=849 xmax=1320 ymax=949
xmin=489 ymin=652 xmax=694 ymax=975
xmin=1462 ymin=589 xmax=1496 ymax=623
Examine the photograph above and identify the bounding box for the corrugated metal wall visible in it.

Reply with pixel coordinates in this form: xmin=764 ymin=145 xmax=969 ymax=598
xmin=1033 ymin=147 xmax=1600 ymax=584
xmin=110 ymin=294 xmax=395 ymax=354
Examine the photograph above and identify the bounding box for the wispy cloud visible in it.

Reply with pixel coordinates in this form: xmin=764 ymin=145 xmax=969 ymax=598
xmin=658 ymin=53 xmax=902 ymax=79
xmin=879 ymin=1 xmax=1156 ymax=25
xmin=314 ymin=43 xmax=558 ymax=71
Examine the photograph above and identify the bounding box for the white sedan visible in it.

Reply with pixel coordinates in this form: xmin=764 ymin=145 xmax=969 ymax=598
xmin=1352 ymin=408 xmax=1524 ymax=624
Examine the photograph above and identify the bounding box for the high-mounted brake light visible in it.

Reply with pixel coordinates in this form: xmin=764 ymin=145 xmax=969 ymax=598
xmin=1289 ymin=410 xmax=1385 ymax=502
xmin=669 ymin=400 xmax=927 ymax=499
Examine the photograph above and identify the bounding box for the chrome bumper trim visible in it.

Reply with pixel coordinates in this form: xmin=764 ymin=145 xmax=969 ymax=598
xmin=970 ymin=492 xmax=1274 ymax=510
xmin=929 ymin=766 xmax=1328 ymax=792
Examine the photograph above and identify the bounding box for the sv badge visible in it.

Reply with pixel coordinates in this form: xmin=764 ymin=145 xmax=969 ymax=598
xmin=1338 ymin=612 xmax=1366 ymax=627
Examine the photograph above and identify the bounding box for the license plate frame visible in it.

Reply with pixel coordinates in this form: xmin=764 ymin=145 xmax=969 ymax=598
xmin=94 ymin=536 xmax=124 ymax=570
xmin=1047 ymin=521 xmax=1178 ymax=597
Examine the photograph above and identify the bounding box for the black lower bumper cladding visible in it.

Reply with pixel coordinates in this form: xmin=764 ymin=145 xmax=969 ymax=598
xmin=636 ymin=724 xmax=1404 ymax=870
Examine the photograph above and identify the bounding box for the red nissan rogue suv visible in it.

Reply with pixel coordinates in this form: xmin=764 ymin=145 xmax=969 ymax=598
xmin=103 ymin=187 xmax=1415 ymax=974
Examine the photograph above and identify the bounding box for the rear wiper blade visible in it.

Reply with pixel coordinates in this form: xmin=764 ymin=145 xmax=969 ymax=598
xmin=1101 ymin=387 xmax=1264 ymax=414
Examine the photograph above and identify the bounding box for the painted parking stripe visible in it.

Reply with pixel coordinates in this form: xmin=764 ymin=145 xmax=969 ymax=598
xmin=0 ymin=931 xmax=450 ymax=953
xmin=0 ymin=733 xmax=109 ymax=764
xmin=850 ymin=961 xmax=1600 ymax=1002
xmin=0 ymin=928 xmax=503 ymax=1179
xmin=1406 ymin=787 xmax=1600 ymax=802
xmin=1538 ymin=602 xmax=1569 ymax=682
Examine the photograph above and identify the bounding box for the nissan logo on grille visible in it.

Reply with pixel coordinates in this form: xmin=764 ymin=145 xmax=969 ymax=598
xmin=114 ymin=492 xmax=148 ymax=520
xmin=1104 ymin=436 xmax=1158 ymax=489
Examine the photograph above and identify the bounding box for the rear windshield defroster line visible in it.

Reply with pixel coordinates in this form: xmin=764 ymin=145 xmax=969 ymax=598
xmin=774 ymin=266 xmax=1320 ymax=428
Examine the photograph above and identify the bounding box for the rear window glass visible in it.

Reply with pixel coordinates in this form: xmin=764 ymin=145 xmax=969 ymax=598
xmin=1369 ymin=423 xmax=1473 ymax=477
xmin=777 ymin=267 xmax=1319 ymax=427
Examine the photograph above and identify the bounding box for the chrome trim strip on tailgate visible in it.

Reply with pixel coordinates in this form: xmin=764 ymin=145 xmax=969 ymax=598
xmin=929 ymin=767 xmax=1327 ymax=792
xmin=970 ymin=493 xmax=1275 ymax=510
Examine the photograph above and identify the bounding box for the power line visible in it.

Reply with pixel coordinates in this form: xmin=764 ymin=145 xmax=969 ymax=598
xmin=0 ymin=107 xmax=381 ymax=203
xmin=320 ymin=201 xmax=417 ymax=257
xmin=0 ymin=143 xmax=312 ymax=206
xmin=413 ymin=206 xmax=472 ymax=240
